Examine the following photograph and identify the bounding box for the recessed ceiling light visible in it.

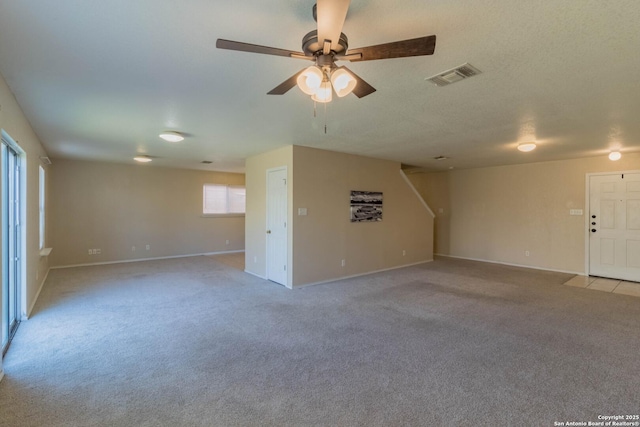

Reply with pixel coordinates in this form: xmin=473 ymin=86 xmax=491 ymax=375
xmin=134 ymin=155 xmax=152 ymax=163
xmin=608 ymin=151 xmax=621 ymax=161
xmin=159 ymin=131 xmax=184 ymax=143
xmin=517 ymin=142 xmax=537 ymax=152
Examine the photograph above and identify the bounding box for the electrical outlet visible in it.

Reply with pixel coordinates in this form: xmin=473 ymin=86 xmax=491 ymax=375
xmin=225 ymin=240 xmax=229 ymax=245
xmin=146 ymin=245 xmax=150 ymax=250
xmin=402 ymin=250 xmax=406 ymax=256
xmin=525 ymin=250 xmax=530 ymax=257
xmin=132 ymin=246 xmax=136 ymax=251
xmin=341 ymin=259 xmax=346 ymax=267
xmin=88 ymin=249 xmax=92 ymax=255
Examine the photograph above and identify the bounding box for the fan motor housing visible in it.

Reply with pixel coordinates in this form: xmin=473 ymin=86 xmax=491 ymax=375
xmin=302 ymin=30 xmax=348 ymax=56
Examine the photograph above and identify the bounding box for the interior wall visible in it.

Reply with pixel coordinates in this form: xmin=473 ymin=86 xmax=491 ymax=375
xmin=244 ymin=146 xmax=293 ymax=284
xmin=409 ymin=153 xmax=640 ymax=274
xmin=291 ymin=146 xmax=434 ymax=286
xmin=0 ymin=72 xmax=50 ymax=319
xmin=50 ymin=159 xmax=245 ymax=267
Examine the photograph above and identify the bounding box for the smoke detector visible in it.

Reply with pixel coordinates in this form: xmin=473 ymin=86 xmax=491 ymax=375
xmin=426 ymin=63 xmax=482 ymax=87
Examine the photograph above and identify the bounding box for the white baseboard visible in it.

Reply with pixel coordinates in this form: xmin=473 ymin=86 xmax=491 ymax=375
xmin=26 ymin=267 xmax=51 ymax=319
xmin=435 ymin=253 xmax=582 ymax=276
xmin=294 ymin=259 xmax=434 ymax=289
xmin=50 ymin=250 xmax=245 ymax=270
xmin=244 ymin=269 xmax=267 ymax=280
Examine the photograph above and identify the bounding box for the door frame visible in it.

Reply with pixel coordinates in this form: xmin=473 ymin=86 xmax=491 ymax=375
xmin=584 ymin=169 xmax=640 ymax=279
xmin=1 ymin=130 xmax=27 ymax=351
xmin=265 ymin=166 xmax=290 ymax=288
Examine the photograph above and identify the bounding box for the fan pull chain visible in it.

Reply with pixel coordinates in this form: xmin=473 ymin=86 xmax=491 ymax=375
xmin=324 ymin=101 xmax=328 ymax=134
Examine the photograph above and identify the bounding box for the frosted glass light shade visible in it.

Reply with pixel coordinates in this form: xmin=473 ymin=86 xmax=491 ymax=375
xmin=134 ymin=156 xmax=152 ymax=163
xmin=312 ymin=81 xmax=333 ymax=103
xmin=297 ymin=66 xmax=323 ymax=95
xmin=330 ymin=68 xmax=357 ymax=97
xmin=517 ymin=142 xmax=536 ymax=152
xmin=159 ymin=131 xmax=184 ymax=142
xmin=609 ymin=151 xmax=621 ymax=161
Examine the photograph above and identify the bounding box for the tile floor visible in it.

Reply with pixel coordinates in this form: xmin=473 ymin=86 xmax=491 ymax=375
xmin=563 ymin=275 xmax=640 ymax=297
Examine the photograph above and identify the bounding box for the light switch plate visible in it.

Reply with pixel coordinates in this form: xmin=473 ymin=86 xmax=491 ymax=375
xmin=298 ymin=208 xmax=308 ymax=216
xmin=570 ymin=209 xmax=583 ymax=216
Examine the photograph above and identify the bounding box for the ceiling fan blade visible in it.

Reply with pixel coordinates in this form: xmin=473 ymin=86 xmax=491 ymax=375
xmin=316 ymin=0 xmax=351 ymax=52
xmin=341 ymin=67 xmax=376 ymax=98
xmin=348 ymin=35 xmax=436 ymax=62
xmin=267 ymin=70 xmax=305 ymax=95
xmin=216 ymin=39 xmax=306 ymax=59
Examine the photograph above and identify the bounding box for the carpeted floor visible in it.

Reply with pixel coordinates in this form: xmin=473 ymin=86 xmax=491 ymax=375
xmin=1 ymin=255 xmax=639 ymax=426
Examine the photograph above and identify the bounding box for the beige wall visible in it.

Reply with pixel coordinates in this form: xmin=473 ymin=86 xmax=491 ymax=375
xmin=50 ymin=159 xmax=245 ymax=267
xmin=244 ymin=146 xmax=293 ymax=284
xmin=0 ymin=72 xmax=50 ymax=320
xmin=409 ymin=153 xmax=640 ymax=274
xmin=292 ymin=146 xmax=434 ymax=286
xmin=245 ymin=145 xmax=434 ymax=288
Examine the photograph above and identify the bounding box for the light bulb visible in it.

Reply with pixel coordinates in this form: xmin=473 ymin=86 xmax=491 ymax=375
xmin=297 ymin=66 xmax=323 ymax=95
xmin=609 ymin=151 xmax=621 ymax=161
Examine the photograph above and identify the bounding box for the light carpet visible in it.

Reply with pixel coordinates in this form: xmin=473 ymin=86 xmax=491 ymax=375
xmin=1 ymin=255 xmax=639 ymax=426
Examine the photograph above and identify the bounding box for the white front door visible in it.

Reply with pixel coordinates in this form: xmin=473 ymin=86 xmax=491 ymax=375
xmin=266 ymin=167 xmax=288 ymax=286
xmin=589 ymin=172 xmax=640 ymax=282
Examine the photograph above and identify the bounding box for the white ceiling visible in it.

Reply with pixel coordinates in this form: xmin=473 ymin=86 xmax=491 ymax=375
xmin=1 ymin=0 xmax=639 ymax=173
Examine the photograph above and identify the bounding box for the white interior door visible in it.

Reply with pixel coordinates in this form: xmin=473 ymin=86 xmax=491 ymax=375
xmin=589 ymin=172 xmax=640 ymax=282
xmin=266 ymin=167 xmax=288 ymax=286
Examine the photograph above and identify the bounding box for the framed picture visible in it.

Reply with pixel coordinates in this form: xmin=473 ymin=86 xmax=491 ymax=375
xmin=350 ymin=190 xmax=383 ymax=222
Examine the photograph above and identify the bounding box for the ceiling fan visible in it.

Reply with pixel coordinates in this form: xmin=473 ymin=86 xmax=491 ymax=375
xmin=216 ymin=0 xmax=436 ymax=103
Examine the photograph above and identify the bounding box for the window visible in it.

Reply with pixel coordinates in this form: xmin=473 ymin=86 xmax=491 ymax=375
xmin=39 ymin=165 xmax=45 ymax=249
xmin=203 ymin=184 xmax=245 ymax=215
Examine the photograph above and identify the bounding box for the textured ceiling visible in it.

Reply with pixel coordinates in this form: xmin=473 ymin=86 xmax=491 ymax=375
xmin=0 ymin=0 xmax=639 ymax=173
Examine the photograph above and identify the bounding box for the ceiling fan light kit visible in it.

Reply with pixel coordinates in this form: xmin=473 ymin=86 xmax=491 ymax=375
xmin=609 ymin=151 xmax=622 ymax=161
xmin=216 ymin=0 xmax=436 ymax=104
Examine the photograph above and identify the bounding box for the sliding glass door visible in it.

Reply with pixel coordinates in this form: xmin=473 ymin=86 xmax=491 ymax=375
xmin=1 ymin=136 xmax=21 ymax=356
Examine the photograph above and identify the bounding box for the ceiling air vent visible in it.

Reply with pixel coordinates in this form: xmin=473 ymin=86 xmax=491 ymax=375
xmin=39 ymin=156 xmax=52 ymax=165
xmin=426 ymin=63 xmax=482 ymax=87
xmin=201 ymin=160 xmax=213 ymax=164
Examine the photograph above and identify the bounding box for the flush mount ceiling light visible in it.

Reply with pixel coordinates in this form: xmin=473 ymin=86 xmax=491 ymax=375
xmin=608 ymin=151 xmax=622 ymax=161
xmin=159 ymin=131 xmax=184 ymax=143
xmin=517 ymin=142 xmax=537 ymax=152
xmin=134 ymin=155 xmax=152 ymax=163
